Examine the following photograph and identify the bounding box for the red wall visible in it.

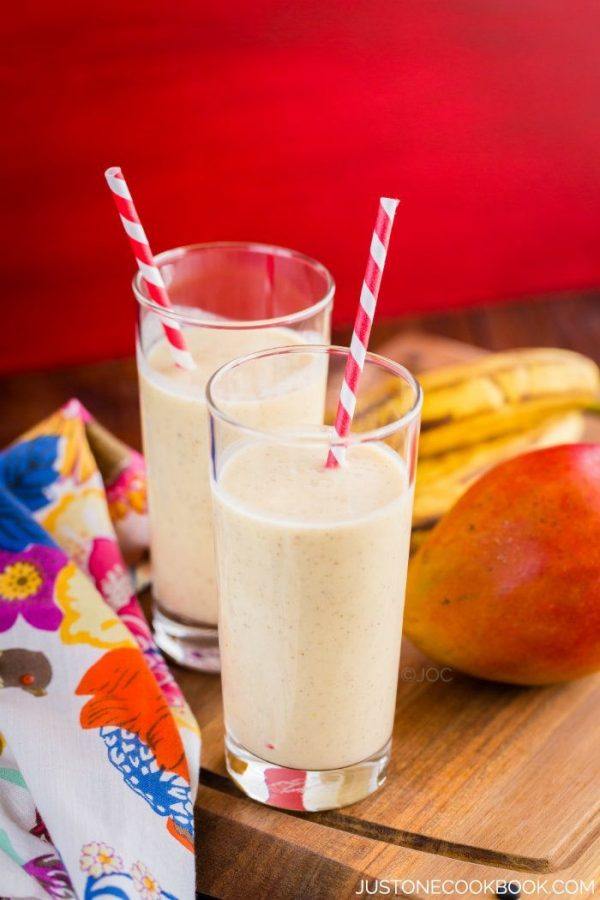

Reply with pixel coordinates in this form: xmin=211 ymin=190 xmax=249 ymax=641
xmin=3 ymin=1 xmax=600 ymax=373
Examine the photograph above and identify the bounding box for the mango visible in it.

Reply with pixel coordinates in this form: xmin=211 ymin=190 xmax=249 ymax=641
xmin=405 ymin=444 xmax=600 ymax=684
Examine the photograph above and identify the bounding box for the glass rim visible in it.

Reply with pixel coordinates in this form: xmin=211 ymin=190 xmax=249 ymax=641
xmin=132 ymin=241 xmax=335 ymax=328
xmin=206 ymin=344 xmax=423 ymax=445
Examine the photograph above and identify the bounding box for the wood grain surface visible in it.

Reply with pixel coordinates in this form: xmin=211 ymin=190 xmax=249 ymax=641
xmin=194 ymin=782 xmax=600 ymax=898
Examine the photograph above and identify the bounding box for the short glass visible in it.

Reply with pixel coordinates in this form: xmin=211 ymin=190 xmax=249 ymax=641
xmin=207 ymin=345 xmax=422 ymax=811
xmin=134 ymin=243 xmax=334 ymax=672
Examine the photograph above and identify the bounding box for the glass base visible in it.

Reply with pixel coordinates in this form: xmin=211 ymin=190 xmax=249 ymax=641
xmin=153 ymin=604 xmax=220 ymax=673
xmin=225 ymin=731 xmax=390 ymax=812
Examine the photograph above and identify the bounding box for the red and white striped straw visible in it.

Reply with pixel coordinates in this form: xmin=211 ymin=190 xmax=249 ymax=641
xmin=326 ymin=197 xmax=400 ymax=468
xmin=104 ymin=166 xmax=195 ymax=371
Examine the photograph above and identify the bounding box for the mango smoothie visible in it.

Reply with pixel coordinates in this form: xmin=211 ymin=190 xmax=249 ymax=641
xmin=138 ymin=326 xmax=325 ymax=633
xmin=211 ymin=439 xmax=413 ymax=772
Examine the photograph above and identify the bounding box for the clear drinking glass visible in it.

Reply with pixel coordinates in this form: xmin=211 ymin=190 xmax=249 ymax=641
xmin=208 ymin=345 xmax=422 ymax=811
xmin=134 ymin=243 xmax=334 ymax=672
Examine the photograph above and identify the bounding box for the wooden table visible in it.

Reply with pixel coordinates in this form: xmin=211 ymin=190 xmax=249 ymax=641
xmin=2 ymin=292 xmax=600 ymax=899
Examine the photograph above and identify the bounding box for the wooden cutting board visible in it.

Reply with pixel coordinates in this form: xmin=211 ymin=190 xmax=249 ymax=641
xmin=170 ymin=331 xmax=600 ymax=898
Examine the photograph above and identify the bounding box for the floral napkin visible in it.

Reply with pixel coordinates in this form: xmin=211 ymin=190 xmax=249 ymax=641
xmin=0 ymin=400 xmax=200 ymax=899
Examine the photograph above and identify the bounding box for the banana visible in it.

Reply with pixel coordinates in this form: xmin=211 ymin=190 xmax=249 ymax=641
xmin=419 ymin=348 xmax=597 ymax=454
xmin=354 ymin=348 xmax=598 ymax=456
xmin=420 ymin=347 xmax=598 ymax=419
xmin=413 ymin=410 xmax=585 ymax=527
xmin=419 ymin=396 xmax=592 ymax=456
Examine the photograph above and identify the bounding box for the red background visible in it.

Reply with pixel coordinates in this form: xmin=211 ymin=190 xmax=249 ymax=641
xmin=3 ymin=1 xmax=600 ymax=373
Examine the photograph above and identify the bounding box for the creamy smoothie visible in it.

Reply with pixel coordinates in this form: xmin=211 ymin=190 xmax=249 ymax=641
xmin=138 ymin=326 xmax=325 ymax=627
xmin=212 ymin=439 xmax=413 ymax=772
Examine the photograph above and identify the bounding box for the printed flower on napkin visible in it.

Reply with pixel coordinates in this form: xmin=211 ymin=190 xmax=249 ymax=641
xmin=0 ymin=400 xmax=199 ymax=900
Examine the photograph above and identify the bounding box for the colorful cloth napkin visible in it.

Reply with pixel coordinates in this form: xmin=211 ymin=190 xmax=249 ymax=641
xmin=0 ymin=400 xmax=200 ymax=899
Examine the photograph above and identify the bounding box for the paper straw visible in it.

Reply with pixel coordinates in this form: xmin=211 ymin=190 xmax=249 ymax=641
xmin=104 ymin=166 xmax=195 ymax=371
xmin=326 ymin=197 xmax=400 ymax=468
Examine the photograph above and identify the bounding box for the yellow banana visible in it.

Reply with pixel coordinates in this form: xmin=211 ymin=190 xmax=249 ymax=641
xmin=354 ymin=348 xmax=598 ymax=456
xmin=419 ymin=397 xmax=591 ymax=456
xmin=420 ymin=347 xmax=598 ymax=418
xmin=413 ymin=411 xmax=585 ymax=526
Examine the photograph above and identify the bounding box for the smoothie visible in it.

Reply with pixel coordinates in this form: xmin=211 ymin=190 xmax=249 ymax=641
xmin=138 ymin=326 xmax=325 ymax=628
xmin=212 ymin=439 xmax=413 ymax=772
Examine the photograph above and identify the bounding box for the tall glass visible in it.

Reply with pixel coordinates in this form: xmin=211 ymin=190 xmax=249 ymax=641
xmin=208 ymin=346 xmax=422 ymax=811
xmin=134 ymin=243 xmax=334 ymax=671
